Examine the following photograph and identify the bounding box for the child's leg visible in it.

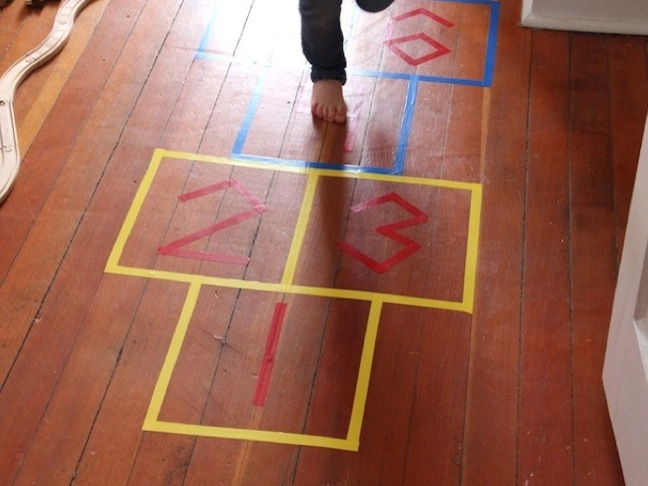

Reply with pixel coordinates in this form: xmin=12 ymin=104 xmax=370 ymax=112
xmin=299 ymin=0 xmax=348 ymax=123
xmin=356 ymin=0 xmax=396 ymax=13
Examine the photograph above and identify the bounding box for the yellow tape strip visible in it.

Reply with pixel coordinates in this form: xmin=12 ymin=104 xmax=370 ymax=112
xmin=281 ymin=171 xmax=319 ymax=287
xmin=462 ymin=184 xmax=483 ymax=313
xmin=106 ymin=149 xmax=481 ymax=313
xmin=112 ymin=148 xmax=484 ymax=450
xmin=143 ymin=280 xmax=201 ymax=429
xmin=145 ymin=420 xmax=358 ymax=451
xmin=143 ymin=285 xmax=383 ymax=451
xmin=105 ymin=148 xmax=164 ymax=273
xmin=346 ymin=299 xmax=382 ymax=448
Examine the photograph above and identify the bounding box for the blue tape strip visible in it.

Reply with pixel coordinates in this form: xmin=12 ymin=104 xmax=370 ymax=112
xmin=349 ymin=69 xmax=485 ymax=86
xmin=233 ymin=153 xmax=394 ymax=175
xmin=482 ymin=1 xmax=499 ymax=87
xmin=232 ymin=68 xmax=268 ymax=156
xmin=202 ymin=0 xmax=500 ymax=175
xmin=197 ymin=10 xmax=215 ymax=54
xmin=393 ymin=76 xmax=419 ymax=175
xmin=196 ymin=0 xmax=499 ymax=87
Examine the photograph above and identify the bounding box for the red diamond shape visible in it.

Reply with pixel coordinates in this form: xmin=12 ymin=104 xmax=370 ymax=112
xmin=385 ymin=33 xmax=451 ymax=66
xmin=385 ymin=8 xmax=454 ymax=66
xmin=391 ymin=8 xmax=454 ymax=27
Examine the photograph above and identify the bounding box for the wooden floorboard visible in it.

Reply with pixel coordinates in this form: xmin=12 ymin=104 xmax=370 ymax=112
xmin=1 ymin=0 xmax=646 ymax=484
xmin=608 ymin=36 xmax=648 ymax=251
xmin=0 ymin=1 xmax=104 ymax=284
xmin=518 ymin=28 xmax=573 ymax=485
xmin=569 ymin=33 xmax=626 ymax=484
xmin=460 ymin=0 xmax=530 ymax=482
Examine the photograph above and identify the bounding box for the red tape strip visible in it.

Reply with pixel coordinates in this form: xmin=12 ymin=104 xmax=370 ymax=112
xmin=253 ymin=302 xmax=288 ymax=407
xmin=157 ymin=179 xmax=267 ymax=264
xmin=337 ymin=192 xmax=428 ymax=274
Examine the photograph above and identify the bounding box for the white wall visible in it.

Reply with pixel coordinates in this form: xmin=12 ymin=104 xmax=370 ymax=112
xmin=522 ymin=0 xmax=648 ymax=35
xmin=603 ymin=115 xmax=648 ymax=486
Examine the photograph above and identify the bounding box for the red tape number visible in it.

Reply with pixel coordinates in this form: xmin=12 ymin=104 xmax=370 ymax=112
xmin=337 ymin=192 xmax=428 ymax=274
xmin=157 ymin=179 xmax=267 ymax=265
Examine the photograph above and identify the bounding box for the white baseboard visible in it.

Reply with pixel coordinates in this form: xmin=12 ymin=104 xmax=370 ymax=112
xmin=521 ymin=11 xmax=648 ymax=36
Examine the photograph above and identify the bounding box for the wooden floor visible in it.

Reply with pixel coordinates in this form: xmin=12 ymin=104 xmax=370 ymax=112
xmin=1 ymin=0 xmax=647 ymax=484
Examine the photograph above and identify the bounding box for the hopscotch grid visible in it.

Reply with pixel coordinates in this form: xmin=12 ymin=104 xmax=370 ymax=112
xmin=105 ymin=148 xmax=480 ymax=314
xmin=194 ymin=0 xmax=499 ymax=173
xmin=105 ymin=150 xmax=480 ymax=448
xmin=109 ymin=0 xmax=497 ymax=450
xmin=195 ymin=0 xmax=499 ymax=88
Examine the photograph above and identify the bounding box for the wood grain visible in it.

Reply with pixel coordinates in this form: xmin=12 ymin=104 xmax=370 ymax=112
xmin=0 ymin=0 xmax=643 ymax=484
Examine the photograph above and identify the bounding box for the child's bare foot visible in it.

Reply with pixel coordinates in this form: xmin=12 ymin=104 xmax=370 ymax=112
xmin=311 ymin=80 xmax=347 ymax=124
